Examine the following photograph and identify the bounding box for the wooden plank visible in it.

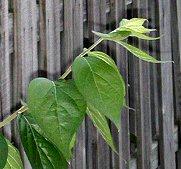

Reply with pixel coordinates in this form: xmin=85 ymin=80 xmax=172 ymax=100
xmin=38 ymin=0 xmax=47 ymax=76
xmin=137 ymin=0 xmax=152 ymax=169
xmin=72 ymin=1 xmax=86 ymax=169
xmin=8 ymin=13 xmax=14 ymax=54
xmin=61 ymin=0 xmax=74 ymax=73
xmin=129 ymin=1 xmax=152 ymax=168
xmin=86 ymin=1 xmax=99 ymax=169
xmin=13 ymin=0 xmax=38 ymax=168
xmin=108 ymin=0 xmax=130 ymax=169
xmin=149 ymin=0 xmax=159 ymax=139
xmin=0 ymin=0 xmax=11 ymax=139
xmin=45 ymin=0 xmax=61 ymax=79
xmin=158 ymin=0 xmax=176 ymax=168
xmin=172 ymin=0 xmax=181 ymax=168
xmin=93 ymin=1 xmax=111 ymax=169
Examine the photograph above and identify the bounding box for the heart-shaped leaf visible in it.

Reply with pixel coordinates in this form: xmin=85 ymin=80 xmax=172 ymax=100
xmin=72 ymin=51 xmax=125 ymax=129
xmin=18 ymin=113 xmax=67 ymax=169
xmin=3 ymin=139 xmax=23 ymax=169
xmin=87 ymin=106 xmax=118 ymax=154
xmin=0 ymin=134 xmax=8 ymax=169
xmin=28 ymin=78 xmax=86 ymax=162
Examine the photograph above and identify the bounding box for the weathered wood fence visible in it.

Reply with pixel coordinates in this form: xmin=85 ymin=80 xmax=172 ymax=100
xmin=0 ymin=0 xmax=181 ymax=168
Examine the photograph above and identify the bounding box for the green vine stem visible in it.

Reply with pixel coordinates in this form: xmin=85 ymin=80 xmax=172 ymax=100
xmin=60 ymin=38 xmax=103 ymax=79
xmin=0 ymin=106 xmax=28 ymax=129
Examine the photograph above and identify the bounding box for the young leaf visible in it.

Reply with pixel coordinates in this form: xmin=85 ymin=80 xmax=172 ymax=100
xmin=129 ymin=31 xmax=160 ymax=40
xmin=116 ymin=41 xmax=163 ymax=63
xmin=18 ymin=113 xmax=67 ymax=169
xmin=3 ymin=139 xmax=23 ymax=169
xmin=119 ymin=18 xmax=156 ymax=34
xmin=119 ymin=18 xmax=147 ymax=27
xmin=27 ymin=78 xmax=86 ymax=162
xmin=87 ymin=106 xmax=118 ymax=154
xmin=72 ymin=51 xmax=126 ymax=129
xmin=0 ymin=134 xmax=8 ymax=169
xmin=92 ymin=30 xmax=131 ymax=41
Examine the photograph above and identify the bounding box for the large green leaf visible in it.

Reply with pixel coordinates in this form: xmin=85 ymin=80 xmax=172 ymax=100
xmin=0 ymin=134 xmax=8 ymax=169
xmin=3 ymin=140 xmax=23 ymax=169
xmin=87 ymin=106 xmax=118 ymax=154
xmin=117 ymin=41 xmax=163 ymax=63
xmin=72 ymin=51 xmax=125 ymax=129
xmin=18 ymin=113 xmax=67 ymax=169
xmin=28 ymin=78 xmax=86 ymax=162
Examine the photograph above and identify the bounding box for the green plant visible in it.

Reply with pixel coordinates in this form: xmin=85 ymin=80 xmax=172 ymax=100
xmin=0 ymin=18 xmax=171 ymax=169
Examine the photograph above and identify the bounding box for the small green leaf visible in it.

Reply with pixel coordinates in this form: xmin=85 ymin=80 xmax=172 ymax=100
xmin=87 ymin=107 xmax=118 ymax=154
xmin=119 ymin=18 xmax=147 ymax=27
xmin=116 ymin=41 xmax=163 ymax=63
xmin=92 ymin=30 xmax=131 ymax=41
xmin=119 ymin=18 xmax=156 ymax=34
xmin=28 ymin=78 xmax=86 ymax=162
xmin=129 ymin=31 xmax=160 ymax=40
xmin=72 ymin=51 xmax=125 ymax=129
xmin=3 ymin=139 xmax=23 ymax=169
xmin=0 ymin=134 xmax=8 ymax=169
xmin=18 ymin=113 xmax=67 ymax=169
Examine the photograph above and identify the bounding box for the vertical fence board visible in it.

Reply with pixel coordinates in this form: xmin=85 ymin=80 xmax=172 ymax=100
xmin=108 ymin=0 xmax=130 ymax=169
xmin=39 ymin=0 xmax=47 ymax=76
xmin=72 ymin=1 xmax=86 ymax=169
xmin=13 ymin=0 xmax=38 ymax=168
xmin=0 ymin=0 xmax=11 ymax=139
xmin=158 ymin=0 xmax=176 ymax=168
xmin=46 ymin=0 xmax=61 ymax=79
xmin=149 ymin=0 xmax=160 ymax=140
xmin=62 ymin=0 xmax=74 ymax=72
xmin=138 ymin=0 xmax=152 ymax=169
xmin=171 ymin=0 xmax=181 ymax=168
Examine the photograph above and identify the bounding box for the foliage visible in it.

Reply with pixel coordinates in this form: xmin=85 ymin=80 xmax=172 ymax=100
xmin=0 ymin=18 xmax=168 ymax=169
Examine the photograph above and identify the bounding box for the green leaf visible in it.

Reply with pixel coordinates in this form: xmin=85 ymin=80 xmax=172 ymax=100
xmin=18 ymin=113 xmax=67 ymax=169
xmin=119 ymin=18 xmax=156 ymax=34
xmin=87 ymin=107 xmax=118 ymax=154
xmin=116 ymin=41 xmax=163 ymax=63
xmin=28 ymin=78 xmax=86 ymax=162
xmin=3 ymin=139 xmax=23 ymax=169
xmin=0 ymin=134 xmax=8 ymax=169
xmin=119 ymin=18 xmax=147 ymax=27
xmin=129 ymin=31 xmax=160 ymax=40
xmin=72 ymin=51 xmax=125 ymax=129
xmin=92 ymin=30 xmax=131 ymax=41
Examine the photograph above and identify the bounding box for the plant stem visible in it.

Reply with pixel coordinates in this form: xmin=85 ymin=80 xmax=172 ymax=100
xmin=59 ymin=38 xmax=104 ymax=79
xmin=0 ymin=106 xmax=28 ymax=129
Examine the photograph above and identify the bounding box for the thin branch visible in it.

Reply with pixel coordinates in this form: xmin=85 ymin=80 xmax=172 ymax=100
xmin=59 ymin=38 xmax=104 ymax=79
xmin=0 ymin=106 xmax=28 ymax=128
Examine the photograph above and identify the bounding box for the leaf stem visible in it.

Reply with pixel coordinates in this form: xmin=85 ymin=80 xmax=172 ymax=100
xmin=59 ymin=38 xmax=104 ymax=79
xmin=0 ymin=106 xmax=28 ymax=129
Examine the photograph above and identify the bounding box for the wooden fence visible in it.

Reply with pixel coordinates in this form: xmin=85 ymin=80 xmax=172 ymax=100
xmin=0 ymin=0 xmax=181 ymax=168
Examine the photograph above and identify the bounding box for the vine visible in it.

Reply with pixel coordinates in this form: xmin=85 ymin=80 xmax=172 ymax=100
xmin=0 ymin=18 xmax=172 ymax=169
